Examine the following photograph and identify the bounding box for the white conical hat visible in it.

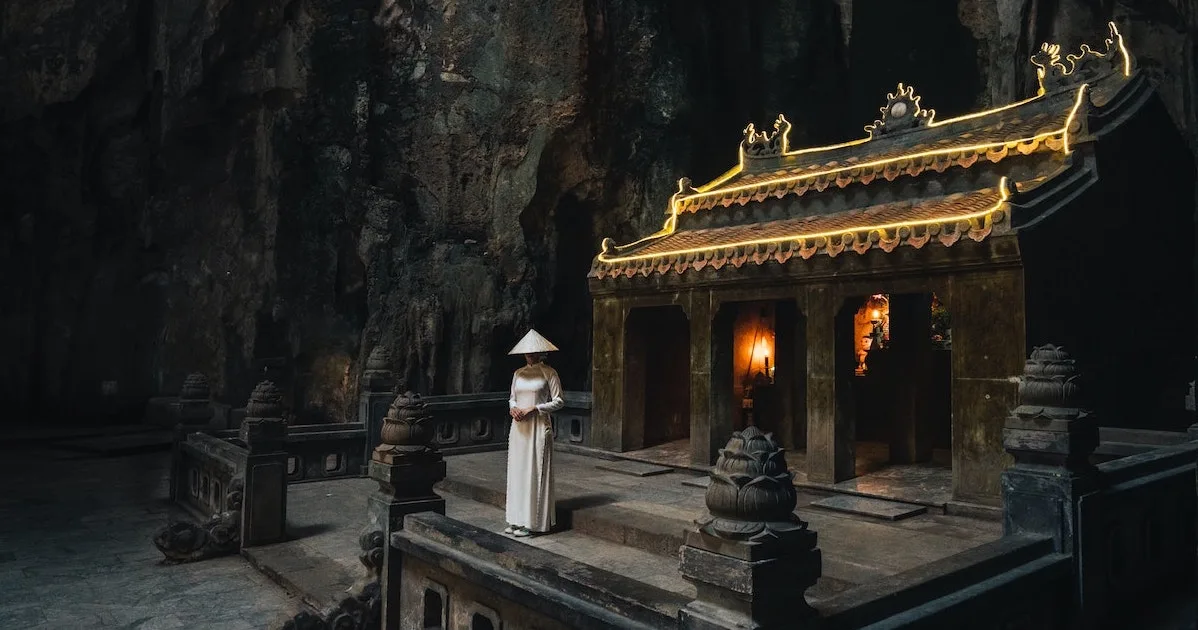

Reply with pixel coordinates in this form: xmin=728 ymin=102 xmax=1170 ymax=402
xmin=508 ymin=329 xmax=559 ymax=355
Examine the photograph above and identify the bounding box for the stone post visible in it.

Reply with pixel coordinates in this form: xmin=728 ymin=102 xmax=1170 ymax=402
xmin=1000 ymin=345 xmax=1099 ymax=623
xmin=678 ymin=426 xmax=822 ymax=629
xmin=368 ymin=391 xmax=446 ymax=630
xmin=359 ymin=345 xmax=397 ymax=472
xmin=239 ymin=380 xmax=289 ymax=548
xmin=170 ymin=373 xmax=214 ymax=502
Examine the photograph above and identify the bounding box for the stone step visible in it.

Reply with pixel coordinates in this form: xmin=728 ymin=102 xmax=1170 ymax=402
xmin=434 ymin=471 xmax=867 ymax=595
xmin=680 ymin=475 xmax=711 ymax=489
xmin=810 ymin=495 xmax=928 ymax=521
xmin=243 ymin=541 xmax=359 ymax=615
xmin=594 ymin=460 xmax=675 ymax=477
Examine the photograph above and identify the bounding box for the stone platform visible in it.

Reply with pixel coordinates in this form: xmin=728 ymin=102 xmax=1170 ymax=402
xmin=253 ymin=450 xmax=1002 ymax=616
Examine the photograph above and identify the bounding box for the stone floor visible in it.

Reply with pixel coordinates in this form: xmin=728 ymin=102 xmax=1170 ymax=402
xmin=623 ymin=438 xmax=955 ymax=507
xmin=0 ymin=437 xmax=302 ymax=629
xmin=256 ymin=448 xmax=1003 ymax=614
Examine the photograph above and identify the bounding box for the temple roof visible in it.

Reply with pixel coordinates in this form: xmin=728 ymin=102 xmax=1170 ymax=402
xmin=590 ymin=22 xmax=1136 ymax=282
xmin=591 ymin=185 xmax=1009 ymax=280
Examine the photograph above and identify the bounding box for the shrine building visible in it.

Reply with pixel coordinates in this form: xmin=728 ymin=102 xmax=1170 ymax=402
xmin=587 ymin=23 xmax=1195 ymax=504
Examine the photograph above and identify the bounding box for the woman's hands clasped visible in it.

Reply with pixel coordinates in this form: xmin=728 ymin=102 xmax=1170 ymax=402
xmin=509 ymin=406 xmax=537 ymax=422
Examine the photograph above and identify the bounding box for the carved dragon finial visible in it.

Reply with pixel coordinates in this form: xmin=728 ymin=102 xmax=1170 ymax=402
xmin=1031 ymin=21 xmax=1133 ymax=95
xmin=865 ymin=83 xmax=934 ymax=139
xmin=740 ymin=114 xmax=792 ymax=158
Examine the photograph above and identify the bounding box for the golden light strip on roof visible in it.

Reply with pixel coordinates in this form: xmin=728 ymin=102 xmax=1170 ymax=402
xmin=596 ymin=178 xmax=1012 ymax=264
xmin=680 ymin=22 xmax=1130 ymax=208
xmin=674 ymin=84 xmax=1089 ymax=213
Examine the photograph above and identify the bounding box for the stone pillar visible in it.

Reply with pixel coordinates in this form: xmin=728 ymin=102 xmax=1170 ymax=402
xmin=239 ymin=381 xmax=289 ymax=548
xmin=368 ymin=391 xmax=446 ymax=630
xmin=806 ymin=287 xmax=854 ymax=484
xmin=1001 ymin=345 xmax=1098 ymax=621
xmin=170 ymin=373 xmax=214 ymax=502
xmin=1001 ymin=345 xmax=1098 ymax=547
xmin=359 ymin=345 xmax=397 ymax=471
xmin=679 ymin=426 xmax=822 ymax=629
xmin=689 ymin=293 xmax=717 ymax=466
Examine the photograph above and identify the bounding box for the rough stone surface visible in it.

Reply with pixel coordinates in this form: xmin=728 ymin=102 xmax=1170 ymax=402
xmin=4 ymin=0 xmax=1194 ymax=427
xmin=0 ymin=439 xmax=301 ymax=628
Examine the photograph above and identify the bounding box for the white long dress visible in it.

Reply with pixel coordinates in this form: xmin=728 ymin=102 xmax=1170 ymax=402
xmin=506 ymin=362 xmax=564 ymax=532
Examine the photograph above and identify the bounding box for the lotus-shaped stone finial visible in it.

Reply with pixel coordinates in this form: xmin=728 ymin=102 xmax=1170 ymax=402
xmin=1014 ymin=344 xmax=1086 ymax=420
xmin=179 ymin=373 xmax=211 ymax=402
xmin=379 ymin=391 xmax=433 ymax=451
xmin=365 ymin=345 xmax=391 ymax=372
xmin=696 ymin=426 xmax=805 ymax=541
xmin=245 ymin=381 xmax=285 ymax=419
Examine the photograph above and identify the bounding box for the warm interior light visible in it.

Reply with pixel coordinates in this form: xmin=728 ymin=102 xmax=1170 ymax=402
xmin=870 ymin=309 xmax=881 ymax=320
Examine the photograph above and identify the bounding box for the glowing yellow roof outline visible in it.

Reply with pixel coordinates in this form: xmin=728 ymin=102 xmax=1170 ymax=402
xmin=596 ymin=179 xmax=1012 ymax=264
xmin=680 ymin=22 xmax=1130 ymax=208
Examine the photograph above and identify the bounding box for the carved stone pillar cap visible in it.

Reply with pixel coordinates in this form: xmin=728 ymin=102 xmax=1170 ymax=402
xmin=179 ymin=373 xmax=211 ymax=402
xmin=378 ymin=391 xmax=434 ymax=449
xmin=365 ymin=345 xmax=391 ymax=372
xmin=245 ymin=380 xmax=285 ymax=419
xmin=1014 ymin=344 xmax=1089 ymax=416
xmin=697 ymin=426 xmax=805 ymax=541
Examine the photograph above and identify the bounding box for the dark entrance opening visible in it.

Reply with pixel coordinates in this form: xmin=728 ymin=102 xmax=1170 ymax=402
xmin=842 ymin=292 xmax=952 ymax=477
xmin=624 ymin=306 xmax=691 ymax=451
xmin=712 ymin=299 xmax=806 ymax=453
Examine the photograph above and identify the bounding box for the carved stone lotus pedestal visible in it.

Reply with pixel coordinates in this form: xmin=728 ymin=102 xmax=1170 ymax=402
xmin=1001 ymin=345 xmax=1099 ymax=555
xmin=679 ymin=426 xmax=822 ymax=629
xmin=367 ymin=391 xmax=447 ymax=630
xmin=367 ymin=391 xmax=447 ymax=534
xmin=359 ymin=345 xmax=397 ymax=469
xmin=240 ymin=380 xmax=289 ymax=548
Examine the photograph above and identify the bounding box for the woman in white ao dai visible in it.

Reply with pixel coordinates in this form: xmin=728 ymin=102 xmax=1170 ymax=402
xmin=504 ymin=329 xmax=564 ymax=537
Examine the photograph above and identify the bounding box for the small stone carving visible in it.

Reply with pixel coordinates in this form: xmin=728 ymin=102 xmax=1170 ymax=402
xmin=178 ymin=373 xmax=211 ymax=401
xmin=1031 ymin=22 xmax=1132 ymax=94
xmin=865 ymin=83 xmax=933 ymax=139
xmin=1004 ymin=344 xmax=1097 ymax=471
xmin=153 ymin=478 xmax=244 ymax=563
xmin=246 ymin=380 xmax=285 ymax=419
xmin=1014 ymin=344 xmax=1086 ymax=418
xmin=377 ymin=391 xmax=434 ymax=454
xmin=697 ymin=425 xmax=807 ymax=540
xmin=741 ymin=114 xmax=792 ymax=158
xmin=365 ymin=345 xmax=391 ymax=373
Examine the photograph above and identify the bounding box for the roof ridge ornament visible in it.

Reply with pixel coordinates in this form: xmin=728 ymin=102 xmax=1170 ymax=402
xmin=741 ymin=114 xmax=792 ymax=158
xmin=1031 ymin=21 xmax=1133 ymax=95
xmin=864 ymin=83 xmax=934 ymax=139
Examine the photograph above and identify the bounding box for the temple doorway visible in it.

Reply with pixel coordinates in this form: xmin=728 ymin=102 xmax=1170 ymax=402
xmin=711 ymin=300 xmax=806 ymax=453
xmin=839 ymin=293 xmax=952 ymax=479
xmin=623 ymin=306 xmax=691 ymax=454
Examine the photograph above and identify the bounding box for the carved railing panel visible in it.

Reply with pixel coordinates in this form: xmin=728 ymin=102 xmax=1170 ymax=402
xmin=1077 ymin=443 xmax=1198 ymax=623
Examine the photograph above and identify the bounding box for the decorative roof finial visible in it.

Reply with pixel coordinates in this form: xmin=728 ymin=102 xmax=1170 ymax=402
xmin=1031 ymin=21 xmax=1134 ymax=95
xmin=865 ymin=83 xmax=933 ymax=139
xmin=740 ymin=114 xmax=792 ymax=159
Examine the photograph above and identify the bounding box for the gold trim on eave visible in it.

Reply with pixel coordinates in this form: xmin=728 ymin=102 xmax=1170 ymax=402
xmin=597 ymin=178 xmax=1012 ymax=265
xmin=673 ymin=84 xmax=1089 ymax=214
xmin=673 ymin=21 xmax=1130 ymax=212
